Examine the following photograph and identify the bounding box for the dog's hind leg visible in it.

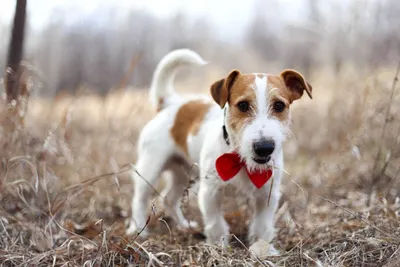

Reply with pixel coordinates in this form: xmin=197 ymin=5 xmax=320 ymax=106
xmin=161 ymin=163 xmax=198 ymax=230
xmin=127 ymin=150 xmax=168 ymax=237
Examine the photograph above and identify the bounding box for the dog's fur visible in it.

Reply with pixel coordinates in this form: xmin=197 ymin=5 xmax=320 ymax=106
xmin=127 ymin=49 xmax=312 ymax=255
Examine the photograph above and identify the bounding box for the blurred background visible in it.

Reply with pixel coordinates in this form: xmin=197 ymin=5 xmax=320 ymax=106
xmin=1 ymin=1 xmax=400 ymax=265
xmin=1 ymin=0 xmax=399 ymax=95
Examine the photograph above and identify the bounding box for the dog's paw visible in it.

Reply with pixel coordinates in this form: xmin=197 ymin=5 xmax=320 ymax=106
xmin=205 ymin=234 xmax=230 ymax=248
xmin=177 ymin=220 xmax=199 ymax=230
xmin=249 ymin=240 xmax=280 ymax=259
xmin=267 ymin=245 xmax=280 ymax=256
xmin=220 ymin=235 xmax=230 ymax=249
xmin=204 ymin=220 xmax=230 ymax=247
xmin=126 ymin=222 xmax=149 ymax=237
xmin=126 ymin=223 xmax=138 ymax=236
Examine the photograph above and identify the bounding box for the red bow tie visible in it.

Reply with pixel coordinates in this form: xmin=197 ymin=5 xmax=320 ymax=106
xmin=215 ymin=152 xmax=273 ymax=189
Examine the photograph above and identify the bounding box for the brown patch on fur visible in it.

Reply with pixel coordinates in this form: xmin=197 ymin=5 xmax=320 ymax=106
xmin=268 ymin=72 xmax=312 ymax=121
xmin=279 ymin=69 xmax=313 ymax=100
xmin=267 ymin=75 xmax=292 ymax=121
xmin=156 ymin=98 xmax=164 ymax=112
xmin=170 ymin=100 xmax=212 ymax=156
xmin=268 ymin=75 xmax=295 ymax=103
xmin=227 ymin=74 xmax=257 ymax=134
xmin=210 ymin=70 xmax=240 ymax=108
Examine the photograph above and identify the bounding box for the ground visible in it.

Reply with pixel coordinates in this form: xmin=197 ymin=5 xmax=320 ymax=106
xmin=0 ymin=67 xmax=400 ymax=266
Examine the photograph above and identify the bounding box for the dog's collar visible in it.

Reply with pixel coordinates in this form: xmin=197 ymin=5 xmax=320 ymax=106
xmin=222 ymin=125 xmax=230 ymax=146
xmin=222 ymin=106 xmax=230 ymax=146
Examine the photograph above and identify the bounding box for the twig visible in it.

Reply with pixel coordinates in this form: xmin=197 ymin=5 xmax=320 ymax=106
xmin=231 ymin=234 xmax=270 ymax=267
xmin=303 ymin=252 xmax=323 ymax=267
xmin=134 ymin=241 xmax=165 ymax=267
xmin=267 ymin=177 xmax=274 ymax=207
xmin=117 ymin=54 xmax=142 ymax=90
xmin=131 ymin=216 xmax=151 ymax=243
xmin=48 ymin=164 xmax=133 ymax=215
xmin=318 ymin=195 xmax=400 ymax=241
xmin=370 ymin=59 xmax=400 ymax=204
xmin=131 ymin=164 xmax=165 ymax=200
xmin=63 ymin=164 xmax=132 ymax=192
xmin=158 ymin=218 xmax=172 ymax=243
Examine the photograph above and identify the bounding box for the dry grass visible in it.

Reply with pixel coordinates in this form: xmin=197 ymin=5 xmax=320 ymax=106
xmin=0 ymin=66 xmax=400 ymax=267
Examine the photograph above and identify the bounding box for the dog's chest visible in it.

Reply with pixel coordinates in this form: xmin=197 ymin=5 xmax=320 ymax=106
xmin=225 ymin=169 xmax=266 ymax=196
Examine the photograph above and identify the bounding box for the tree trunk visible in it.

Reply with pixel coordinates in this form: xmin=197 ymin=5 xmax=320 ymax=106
xmin=5 ymin=0 xmax=27 ymax=103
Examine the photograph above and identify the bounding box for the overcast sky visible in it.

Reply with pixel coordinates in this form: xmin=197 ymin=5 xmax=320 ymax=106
xmin=0 ymin=0 xmax=311 ymax=40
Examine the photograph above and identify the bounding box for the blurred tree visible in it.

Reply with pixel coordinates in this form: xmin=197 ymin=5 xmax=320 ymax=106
xmin=1 ymin=0 xmax=399 ymax=95
xmin=246 ymin=0 xmax=280 ymax=62
xmin=4 ymin=0 xmax=26 ymax=103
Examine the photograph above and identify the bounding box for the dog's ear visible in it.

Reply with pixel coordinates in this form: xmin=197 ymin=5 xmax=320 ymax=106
xmin=280 ymin=69 xmax=312 ymax=101
xmin=210 ymin=69 xmax=241 ymax=108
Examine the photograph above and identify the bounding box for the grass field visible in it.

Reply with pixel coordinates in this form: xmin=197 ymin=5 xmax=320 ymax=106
xmin=0 ymin=65 xmax=400 ymax=266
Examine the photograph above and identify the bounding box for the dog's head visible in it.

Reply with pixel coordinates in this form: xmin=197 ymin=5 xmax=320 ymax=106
xmin=211 ymin=69 xmax=312 ymax=171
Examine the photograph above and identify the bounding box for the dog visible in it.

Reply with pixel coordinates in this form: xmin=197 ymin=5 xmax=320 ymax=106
xmin=127 ymin=49 xmax=312 ymax=255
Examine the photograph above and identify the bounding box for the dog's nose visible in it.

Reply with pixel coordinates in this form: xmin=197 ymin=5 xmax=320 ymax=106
xmin=253 ymin=140 xmax=275 ymax=158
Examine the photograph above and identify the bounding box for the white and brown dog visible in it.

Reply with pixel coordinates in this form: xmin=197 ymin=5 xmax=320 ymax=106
xmin=127 ymin=49 xmax=312 ymax=255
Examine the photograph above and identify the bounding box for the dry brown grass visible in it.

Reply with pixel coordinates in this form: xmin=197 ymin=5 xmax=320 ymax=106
xmin=0 ymin=66 xmax=400 ymax=267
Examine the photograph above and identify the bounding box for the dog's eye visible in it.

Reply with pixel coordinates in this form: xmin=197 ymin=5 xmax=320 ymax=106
xmin=237 ymin=101 xmax=250 ymax=112
xmin=273 ymin=101 xmax=285 ymax=112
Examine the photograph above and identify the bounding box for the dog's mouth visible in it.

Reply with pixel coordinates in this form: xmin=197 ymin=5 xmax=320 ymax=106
xmin=252 ymin=156 xmax=271 ymax=164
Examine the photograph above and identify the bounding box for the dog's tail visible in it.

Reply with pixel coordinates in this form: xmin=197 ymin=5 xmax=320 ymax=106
xmin=149 ymin=49 xmax=207 ymax=112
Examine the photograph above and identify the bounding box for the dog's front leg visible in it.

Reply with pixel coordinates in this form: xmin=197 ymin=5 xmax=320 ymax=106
xmin=248 ymin=179 xmax=281 ymax=256
xmin=198 ymin=176 xmax=230 ymax=247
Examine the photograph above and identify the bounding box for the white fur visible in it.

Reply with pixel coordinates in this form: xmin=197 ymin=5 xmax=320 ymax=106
xmin=128 ymin=52 xmax=286 ymax=256
xmin=254 ymin=75 xmax=268 ymax=115
xmin=149 ymin=49 xmax=207 ymax=110
xmin=198 ymin=74 xmax=285 ymax=253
